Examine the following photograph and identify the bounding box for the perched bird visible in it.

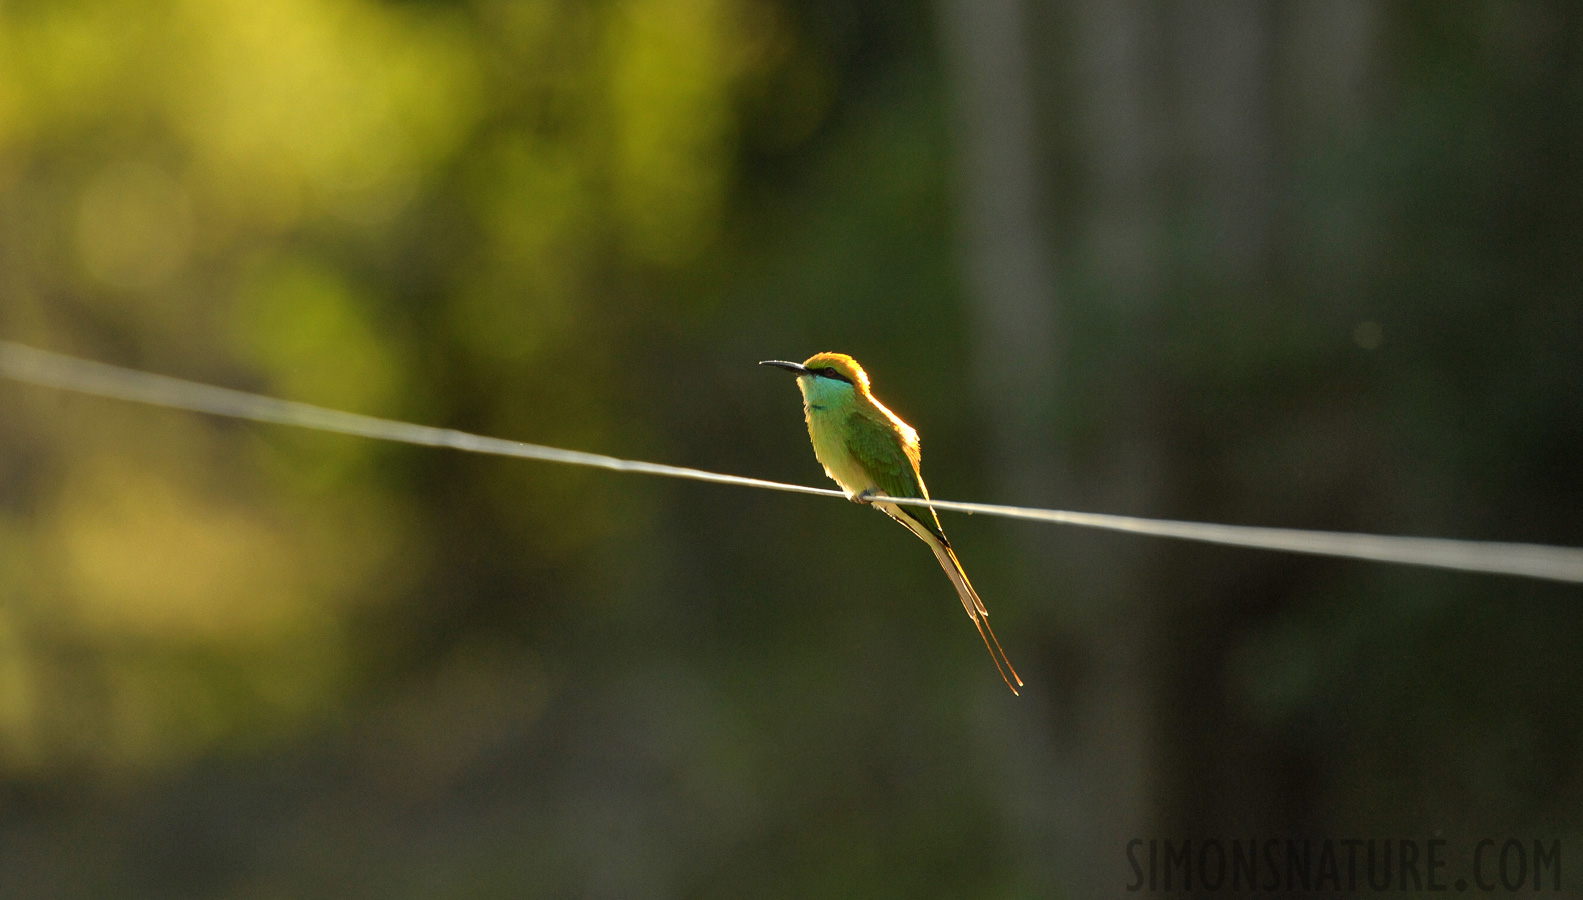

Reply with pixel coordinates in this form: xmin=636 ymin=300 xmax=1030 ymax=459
xmin=761 ymin=353 xmax=1022 ymax=694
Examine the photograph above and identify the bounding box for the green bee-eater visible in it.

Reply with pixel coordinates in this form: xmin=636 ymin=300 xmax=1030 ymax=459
xmin=761 ymin=353 xmax=1022 ymax=694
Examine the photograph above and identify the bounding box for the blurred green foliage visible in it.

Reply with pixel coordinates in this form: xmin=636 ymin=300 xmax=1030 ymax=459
xmin=0 ymin=0 xmax=1579 ymax=897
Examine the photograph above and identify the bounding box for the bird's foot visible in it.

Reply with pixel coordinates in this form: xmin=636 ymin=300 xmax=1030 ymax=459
xmin=852 ymin=489 xmax=878 ymax=505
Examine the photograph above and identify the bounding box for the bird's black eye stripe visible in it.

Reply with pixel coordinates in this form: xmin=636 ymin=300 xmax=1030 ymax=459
xmin=820 ymin=367 xmax=851 ymax=384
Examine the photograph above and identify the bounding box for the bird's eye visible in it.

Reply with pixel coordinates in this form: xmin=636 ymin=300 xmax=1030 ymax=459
xmin=823 ymin=368 xmax=839 ymax=379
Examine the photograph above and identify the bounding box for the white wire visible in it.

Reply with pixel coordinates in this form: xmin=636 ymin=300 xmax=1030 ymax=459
xmin=3 ymin=340 xmax=1581 ymax=585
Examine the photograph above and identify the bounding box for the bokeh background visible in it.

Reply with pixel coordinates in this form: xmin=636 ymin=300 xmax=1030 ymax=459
xmin=0 ymin=0 xmax=1580 ymax=896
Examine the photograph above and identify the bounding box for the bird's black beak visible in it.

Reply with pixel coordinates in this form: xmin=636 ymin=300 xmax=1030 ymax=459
xmin=759 ymin=360 xmax=810 ymax=376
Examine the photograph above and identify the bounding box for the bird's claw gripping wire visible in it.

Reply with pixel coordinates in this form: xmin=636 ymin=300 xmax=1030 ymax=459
xmin=852 ymin=489 xmax=878 ymax=505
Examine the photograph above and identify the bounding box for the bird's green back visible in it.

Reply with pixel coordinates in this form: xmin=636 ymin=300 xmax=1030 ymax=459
xmin=842 ymin=408 xmax=949 ymax=544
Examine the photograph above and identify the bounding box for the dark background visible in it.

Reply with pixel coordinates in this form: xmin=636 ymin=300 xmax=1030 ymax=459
xmin=0 ymin=0 xmax=1580 ymax=896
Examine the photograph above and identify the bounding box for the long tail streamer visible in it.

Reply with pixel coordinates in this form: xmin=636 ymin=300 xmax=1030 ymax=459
xmin=3 ymin=341 xmax=1581 ymax=585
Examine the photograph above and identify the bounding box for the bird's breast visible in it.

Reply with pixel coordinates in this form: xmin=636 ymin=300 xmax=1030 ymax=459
xmin=804 ymin=407 xmax=875 ymax=496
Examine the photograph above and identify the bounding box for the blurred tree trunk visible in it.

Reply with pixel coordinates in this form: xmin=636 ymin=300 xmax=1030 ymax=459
xmin=941 ymin=0 xmax=1378 ymax=892
xmin=1162 ymin=0 xmax=1280 ymax=844
xmin=937 ymin=0 xmax=1062 ymax=507
xmin=938 ymin=0 xmax=1156 ymax=896
xmin=1162 ymin=0 xmax=1383 ymax=842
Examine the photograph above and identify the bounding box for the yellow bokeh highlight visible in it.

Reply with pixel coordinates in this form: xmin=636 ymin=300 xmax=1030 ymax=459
xmin=607 ymin=0 xmax=739 ymax=264
xmin=0 ymin=0 xmax=781 ymax=777
xmin=0 ymin=603 xmax=43 ymax=772
xmin=165 ymin=0 xmax=480 ymax=226
xmin=452 ymin=134 xmax=591 ymax=362
xmin=76 ymin=160 xmax=194 ymax=290
xmin=53 ymin=454 xmax=310 ymax=642
xmin=232 ymin=255 xmax=401 ymax=415
xmin=0 ymin=1 xmax=141 ymax=145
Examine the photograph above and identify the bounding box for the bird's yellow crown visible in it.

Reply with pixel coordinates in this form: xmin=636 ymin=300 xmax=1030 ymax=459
xmin=801 ymin=352 xmax=870 ymax=391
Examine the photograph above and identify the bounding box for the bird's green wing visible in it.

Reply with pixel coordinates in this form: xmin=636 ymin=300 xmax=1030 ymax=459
xmin=842 ymin=409 xmax=948 ymax=542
